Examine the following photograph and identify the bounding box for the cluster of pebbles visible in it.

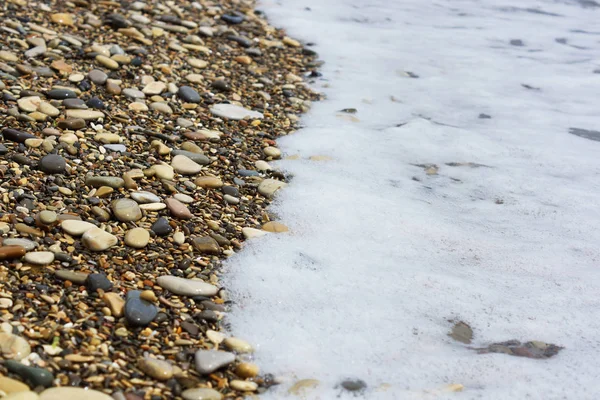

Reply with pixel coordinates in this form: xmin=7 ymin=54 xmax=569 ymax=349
xmin=0 ymin=0 xmax=320 ymax=398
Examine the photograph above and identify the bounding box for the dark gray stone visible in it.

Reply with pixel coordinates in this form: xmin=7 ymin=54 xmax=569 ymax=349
xmin=569 ymin=127 xmax=600 ymax=142
xmin=171 ymin=150 xmax=209 ymax=165
xmin=151 ymin=217 xmax=172 ymax=236
xmin=125 ymin=290 xmax=157 ymax=326
xmin=5 ymin=360 xmax=54 ymax=388
xmin=40 ymin=154 xmax=67 ymax=174
xmin=86 ymin=273 xmax=112 ymax=292
xmin=47 ymin=89 xmax=77 ymax=100
xmin=177 ymin=86 xmax=201 ymax=103
xmin=2 ymin=128 xmax=37 ymax=143
xmin=63 ymin=98 xmax=88 ymax=109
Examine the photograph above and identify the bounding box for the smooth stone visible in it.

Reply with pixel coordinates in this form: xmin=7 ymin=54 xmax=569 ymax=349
xmin=86 ymin=176 xmax=125 ymax=189
xmin=111 ymin=198 xmax=142 ymax=222
xmin=181 ymin=388 xmax=222 ymax=400
xmin=4 ymin=361 xmax=53 ymax=388
xmin=151 ymin=217 xmax=172 ymax=236
xmin=96 ymin=55 xmax=119 ymax=70
xmin=173 ymin=193 xmax=194 ymax=204
xmin=223 ymin=337 xmax=253 ymax=353
xmin=264 ymin=146 xmax=281 ymax=158
xmin=177 ymin=86 xmax=201 ymax=103
xmin=129 ymin=102 xmax=148 ymax=112
xmin=194 ymin=350 xmax=235 ymax=374
xmin=122 ymin=88 xmax=145 ymax=99
xmin=102 ymin=292 xmax=125 ymax=317
xmin=82 ymin=227 xmax=118 ymax=251
xmin=157 ymin=276 xmax=218 ymax=297
xmin=172 ymin=154 xmax=202 ymax=175
xmin=2 ymin=129 xmax=36 ymax=143
xmin=86 ymin=273 xmax=112 ymax=292
xmin=94 ymin=133 xmax=120 ymax=144
xmin=258 ymin=179 xmax=287 ymax=197
xmin=61 ymin=220 xmax=95 ymax=236
xmin=57 ymin=118 xmax=86 ymax=131
xmin=88 ymin=69 xmax=108 ymax=85
xmin=2 ymin=239 xmax=36 ymax=251
xmin=230 ymin=380 xmax=258 ymax=392
xmin=149 ymin=102 xmax=172 ymax=114
xmin=187 ymin=58 xmax=208 ymax=69
xmin=235 ymin=363 xmax=259 ymax=378
xmin=263 ymin=221 xmax=289 ymax=232
xmin=124 ymin=290 xmax=158 ymax=326
xmin=62 ymin=98 xmax=87 ymax=109
xmin=194 ymin=176 xmax=223 ymax=188
xmin=125 ymin=228 xmax=150 ymax=248
xmin=139 ymin=203 xmax=166 ymax=211
xmin=47 ymin=89 xmax=77 ymax=100
xmin=131 ymin=191 xmax=160 ymax=204
xmin=242 ymin=227 xmax=267 ymax=239
xmin=138 ymin=357 xmax=174 ymax=381
xmin=210 ymin=104 xmax=263 ymax=120
xmin=0 ymin=333 xmax=31 ymax=360
xmin=65 ymin=109 xmax=104 ymax=120
xmin=165 ymin=198 xmax=193 ymax=219
xmin=222 ymin=186 xmax=239 ymax=197
xmin=221 ymin=14 xmax=244 ymax=24
xmin=151 ymin=164 xmax=174 ymax=180
xmin=3 ymin=392 xmax=39 ymax=400
xmin=192 ymin=236 xmax=220 ymax=254
xmin=17 ymin=96 xmax=41 ymax=112
xmin=55 ymin=270 xmax=88 ymax=284
xmin=39 ymin=388 xmax=113 ymax=400
xmin=87 ymin=97 xmax=104 ymax=109
xmin=173 ymin=231 xmax=185 ymax=245
xmin=142 ymin=81 xmax=166 ymax=95
xmin=223 ymin=195 xmax=239 ymax=204
xmin=23 ymin=251 xmax=54 ymax=265
xmin=103 ymin=144 xmax=127 ymax=152
xmin=39 ymin=154 xmax=66 ymax=174
xmin=0 ymin=246 xmax=26 ymax=260
xmin=171 ymin=150 xmax=209 ymax=165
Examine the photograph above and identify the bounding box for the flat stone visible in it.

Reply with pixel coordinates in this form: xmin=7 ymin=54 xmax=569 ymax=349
xmin=55 ymin=270 xmax=89 ymax=284
xmin=165 ymin=198 xmax=193 ymax=219
xmin=264 ymin=146 xmax=281 ymax=158
xmin=0 ymin=246 xmax=26 ymax=260
xmin=102 ymin=292 xmax=125 ymax=317
xmin=171 ymin=150 xmax=209 ymax=165
xmin=82 ymin=227 xmax=118 ymax=251
xmin=157 ymin=276 xmax=219 ymax=297
xmin=172 ymin=154 xmax=203 ymax=174
xmin=104 ymin=144 xmax=127 ymax=153
xmin=122 ymin=88 xmax=145 ymax=99
xmin=50 ymin=13 xmax=74 ymax=25
xmin=242 ymin=227 xmax=268 ymax=239
xmin=57 ymin=118 xmax=86 ymax=130
xmin=187 ymin=58 xmax=208 ymax=69
xmin=39 ymin=388 xmax=113 ymax=400
xmin=0 ymin=332 xmax=31 ymax=360
xmin=3 ymin=239 xmax=36 ymax=251
xmin=2 ymin=129 xmax=37 ymax=143
xmin=258 ymin=179 xmax=287 ymax=197
xmin=18 ymin=96 xmax=42 ymax=112
xmin=39 ymin=154 xmax=66 ymax=174
xmin=4 ymin=360 xmax=53 ymax=388
xmin=61 ymin=220 xmax=96 ymax=236
xmin=47 ymin=89 xmax=77 ymax=100
xmin=86 ymin=176 xmax=125 ymax=188
xmin=223 ymin=337 xmax=253 ymax=353
xmin=174 ymin=193 xmax=194 ymax=204
xmin=62 ymin=98 xmax=87 ymax=109
xmin=131 ymin=191 xmax=161 ymax=204
xmin=151 ymin=217 xmax=172 ymax=236
xmin=263 ymin=221 xmax=289 ymax=232
xmin=194 ymin=350 xmax=235 ymax=374
xmin=138 ymin=357 xmax=174 ymax=381
xmin=96 ymin=55 xmax=119 ymax=70
xmin=149 ymin=102 xmax=173 ymax=114
xmin=65 ymin=109 xmax=104 ymax=120
xmin=230 ymin=380 xmax=258 ymax=392
xmin=124 ymin=290 xmax=158 ymax=326
xmin=24 ymin=251 xmax=54 ymax=265
xmin=192 ymin=236 xmax=220 ymax=254
xmin=139 ymin=203 xmax=166 ymax=211
xmin=88 ymin=69 xmax=108 ymax=85
xmin=94 ymin=133 xmax=120 ymax=144
xmin=0 ymin=376 xmax=30 ymax=394
xmin=111 ymin=198 xmax=143 ymax=222
xmin=210 ymin=104 xmax=263 ymax=120
xmin=142 ymin=81 xmax=166 ymax=95
xmin=235 ymin=363 xmax=259 ymax=378
xmin=151 ymin=164 xmax=174 ymax=180
xmin=2 ymin=392 xmax=39 ymax=400
xmin=194 ymin=176 xmax=223 ymax=188
xmin=181 ymin=388 xmax=223 ymax=400
xmin=125 ymin=228 xmax=150 ymax=248
xmin=178 ymin=86 xmax=201 ymax=103
xmin=86 ymin=273 xmax=112 ymax=292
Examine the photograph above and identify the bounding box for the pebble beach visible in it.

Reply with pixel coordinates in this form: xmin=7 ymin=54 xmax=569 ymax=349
xmin=0 ymin=0 xmax=319 ymax=398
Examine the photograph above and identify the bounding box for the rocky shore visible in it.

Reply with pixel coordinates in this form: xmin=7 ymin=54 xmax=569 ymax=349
xmin=0 ymin=0 xmax=320 ymax=398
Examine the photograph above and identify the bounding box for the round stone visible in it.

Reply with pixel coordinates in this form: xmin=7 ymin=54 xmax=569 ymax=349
xmin=124 ymin=228 xmax=150 ymax=248
xmin=235 ymin=362 xmax=259 ymax=378
xmin=187 ymin=58 xmax=208 ymax=69
xmin=39 ymin=210 xmax=57 ymax=225
xmin=149 ymin=102 xmax=172 ymax=114
xmin=111 ymin=198 xmax=143 ymax=222
xmin=173 ymin=193 xmax=194 ymax=204
xmin=165 ymin=198 xmax=193 ymax=219
xmin=178 ymin=86 xmax=201 ymax=103
xmin=96 ymin=55 xmax=119 ymax=70
xmin=210 ymin=103 xmax=263 ymax=120
xmin=142 ymin=81 xmax=166 ymax=95
xmin=124 ymin=290 xmax=157 ymax=326
xmin=230 ymin=380 xmax=258 ymax=392
xmin=88 ymin=69 xmax=108 ymax=85
xmin=258 ymin=179 xmax=287 ymax=198
xmin=122 ymin=88 xmax=145 ymax=99
xmin=39 ymin=154 xmax=66 ymax=174
xmin=223 ymin=337 xmax=253 ymax=353
xmin=264 ymin=146 xmax=281 ymax=158
xmin=151 ymin=217 xmax=172 ymax=236
xmin=194 ymin=350 xmax=235 ymax=374
xmin=23 ymin=251 xmax=54 ymax=265
xmin=138 ymin=357 xmax=174 ymax=381
xmin=173 ymin=231 xmax=185 ymax=245
xmin=0 ymin=333 xmax=31 ymax=361
xmin=131 ymin=191 xmax=161 ymax=204
xmin=151 ymin=164 xmax=174 ymax=180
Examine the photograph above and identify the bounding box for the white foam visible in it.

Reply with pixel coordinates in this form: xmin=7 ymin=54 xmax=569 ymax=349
xmin=223 ymin=0 xmax=600 ymax=398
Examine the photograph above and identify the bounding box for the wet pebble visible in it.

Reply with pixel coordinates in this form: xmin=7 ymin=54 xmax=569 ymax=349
xmin=124 ymin=290 xmax=158 ymax=326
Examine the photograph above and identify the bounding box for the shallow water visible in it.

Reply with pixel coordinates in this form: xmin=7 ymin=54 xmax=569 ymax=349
xmin=224 ymin=0 xmax=600 ymax=398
